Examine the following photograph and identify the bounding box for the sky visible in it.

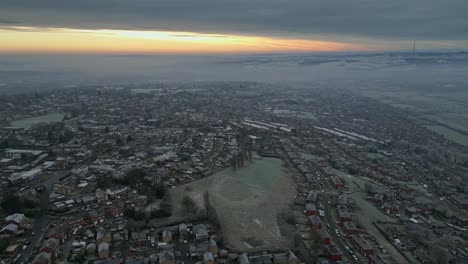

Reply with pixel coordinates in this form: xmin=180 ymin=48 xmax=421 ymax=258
xmin=1 ymin=0 xmax=467 ymax=54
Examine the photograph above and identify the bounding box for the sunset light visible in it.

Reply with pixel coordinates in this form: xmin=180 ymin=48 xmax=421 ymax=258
xmin=0 ymin=26 xmax=367 ymax=54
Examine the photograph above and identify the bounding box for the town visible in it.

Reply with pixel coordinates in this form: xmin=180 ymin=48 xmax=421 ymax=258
xmin=0 ymin=82 xmax=467 ymax=264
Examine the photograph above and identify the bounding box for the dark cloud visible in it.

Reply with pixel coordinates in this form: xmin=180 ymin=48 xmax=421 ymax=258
xmin=0 ymin=18 xmax=19 ymax=24
xmin=0 ymin=0 xmax=467 ymax=41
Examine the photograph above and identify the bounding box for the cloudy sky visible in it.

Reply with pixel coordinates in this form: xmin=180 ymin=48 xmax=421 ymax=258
xmin=1 ymin=0 xmax=467 ymax=53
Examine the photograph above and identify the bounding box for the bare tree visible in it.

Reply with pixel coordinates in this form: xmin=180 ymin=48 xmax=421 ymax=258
xmin=430 ymin=246 xmax=449 ymax=264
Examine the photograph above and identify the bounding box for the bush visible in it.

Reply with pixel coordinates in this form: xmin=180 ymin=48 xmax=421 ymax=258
xmin=1 ymin=195 xmax=40 ymax=216
xmin=154 ymin=184 xmax=167 ymax=199
xmin=115 ymin=168 xmax=147 ymax=186
xmin=0 ymin=238 xmax=9 ymax=254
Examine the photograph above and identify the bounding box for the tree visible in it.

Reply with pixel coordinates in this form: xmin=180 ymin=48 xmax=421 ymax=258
xmin=0 ymin=238 xmax=9 ymax=254
xmin=430 ymin=246 xmax=449 ymax=264
xmin=364 ymin=182 xmax=374 ymax=194
xmin=1 ymin=195 xmax=24 ymax=214
xmin=118 ymin=168 xmax=147 ymax=186
xmin=151 ymin=197 xmax=172 ymax=218
xmin=181 ymin=196 xmax=198 ymax=215
xmin=1 ymin=139 xmax=8 ymax=149
xmin=124 ymin=207 xmax=136 ymax=218
xmin=1 ymin=194 xmax=40 ymax=217
xmin=154 ymin=184 xmax=167 ymax=199
xmin=231 ymin=155 xmax=237 ymax=170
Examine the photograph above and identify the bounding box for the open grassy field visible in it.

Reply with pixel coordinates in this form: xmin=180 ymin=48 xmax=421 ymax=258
xmin=9 ymin=113 xmax=64 ymax=129
xmin=360 ymin=88 xmax=468 ymax=147
xmin=426 ymin=125 xmax=468 ymax=146
xmin=170 ymin=155 xmax=297 ymax=251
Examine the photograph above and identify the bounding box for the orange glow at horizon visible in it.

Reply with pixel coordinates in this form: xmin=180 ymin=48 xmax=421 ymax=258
xmin=0 ymin=26 xmax=369 ymax=54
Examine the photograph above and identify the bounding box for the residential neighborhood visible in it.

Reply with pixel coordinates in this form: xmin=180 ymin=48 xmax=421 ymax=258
xmin=0 ymin=83 xmax=467 ymax=264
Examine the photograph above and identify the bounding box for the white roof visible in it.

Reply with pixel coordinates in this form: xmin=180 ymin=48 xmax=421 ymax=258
xmin=20 ymin=168 xmax=42 ymax=178
xmin=5 ymin=149 xmax=42 ymax=155
xmin=1 ymin=223 xmax=19 ymax=233
xmin=98 ymin=242 xmax=109 ymax=252
xmin=5 ymin=213 xmax=25 ymax=224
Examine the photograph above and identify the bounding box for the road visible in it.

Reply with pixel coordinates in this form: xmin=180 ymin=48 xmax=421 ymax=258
xmin=17 ymin=170 xmax=69 ymax=263
xmin=322 ymin=194 xmax=359 ymax=264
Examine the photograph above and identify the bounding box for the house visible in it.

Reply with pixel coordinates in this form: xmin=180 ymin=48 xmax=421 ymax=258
xmin=385 ymin=192 xmax=397 ymax=201
xmin=325 ymin=245 xmax=342 ymax=262
xmin=381 ymin=203 xmax=399 ymax=215
xmin=81 ymin=195 xmax=96 ymax=204
xmin=369 ymin=254 xmax=391 ymax=264
xmin=5 ymin=213 xmax=26 ymax=226
xmin=306 ymin=203 xmax=317 ymax=216
xmin=250 ymin=254 xmax=274 ymax=264
xmin=95 ymin=189 xmax=108 ymax=202
xmin=88 ymin=209 xmax=106 ymax=225
xmin=97 ymin=230 xmax=112 ymax=245
xmin=98 ymin=242 xmax=110 ymax=259
xmin=343 ymin=221 xmax=359 ymax=236
xmin=287 ymin=251 xmax=299 ymax=264
xmin=399 ymin=193 xmax=415 ymax=203
xmin=40 ymin=238 xmax=60 ymax=258
xmin=193 ymin=224 xmax=209 ymax=241
xmin=337 ymin=205 xmax=351 ymax=223
xmin=420 ymin=203 xmax=434 ymax=215
xmin=131 ymin=231 xmax=148 ymax=248
xmin=4 ymin=244 xmax=22 ymax=258
xmin=162 ymin=228 xmax=173 ymax=243
xmin=86 ymin=243 xmax=97 ymax=256
xmin=414 ymin=249 xmax=432 ymax=264
xmin=208 ymin=239 xmax=219 ymax=255
xmin=4 ymin=146 xmax=38 ymax=158
xmin=32 ymin=252 xmax=52 ymax=264
xmin=337 ymin=194 xmax=348 ymax=206
xmin=350 ymin=234 xmax=374 ymax=256
xmin=398 ymin=237 xmax=417 ymax=251
xmin=306 ymin=190 xmax=318 ymax=203
xmin=179 ymin=223 xmax=189 ymax=240
xmin=53 ymin=158 xmax=69 ymax=170
xmin=273 ymin=253 xmax=288 ymax=264
xmin=105 ymin=203 xmax=124 ymax=218
xmin=330 ymin=175 xmax=345 ymax=189
xmin=106 ymin=186 xmax=129 ymax=197
xmin=159 ymin=250 xmax=175 ymax=264
xmin=47 ymin=224 xmax=67 ymax=243
xmin=452 ymin=214 xmax=468 ymax=227
xmin=0 ymin=223 xmax=18 ymax=235
xmin=405 ymin=206 xmax=420 ymax=218
xmin=203 ymin=251 xmax=215 ymax=264
xmin=68 ymin=216 xmax=87 ymax=229
xmin=372 ymin=193 xmax=385 ymax=205
xmin=451 ymin=195 xmax=468 ymax=210
xmin=8 ymin=168 xmax=42 ymax=183
xmin=239 ymin=253 xmax=251 ymax=264
xmin=320 ymin=229 xmax=331 ymax=245
xmin=309 ymin=215 xmax=322 ymax=230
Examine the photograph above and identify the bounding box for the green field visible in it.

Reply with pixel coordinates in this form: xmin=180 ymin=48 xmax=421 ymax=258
xmin=171 ymin=155 xmax=296 ymax=250
xmin=10 ymin=113 xmax=64 ymax=129
xmin=426 ymin=125 xmax=468 ymax=146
